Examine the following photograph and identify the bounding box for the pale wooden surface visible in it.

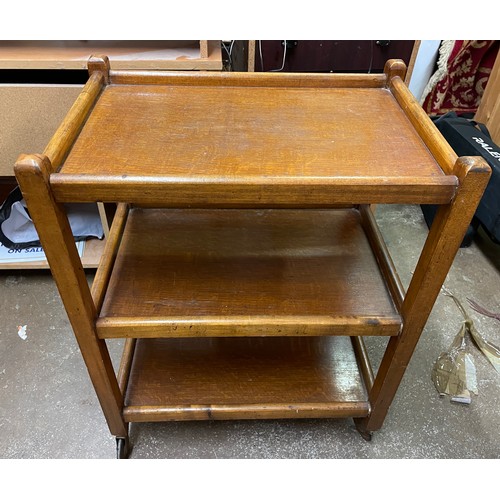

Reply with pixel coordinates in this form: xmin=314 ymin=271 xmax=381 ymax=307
xmin=475 ymin=49 xmax=500 ymax=143
xmin=0 ymin=41 xmax=222 ymax=70
xmin=404 ymin=40 xmax=420 ymax=85
xmin=247 ymin=40 xmax=256 ymax=72
xmin=0 ymin=85 xmax=82 ymax=176
xmin=199 ymin=40 xmax=209 ymax=60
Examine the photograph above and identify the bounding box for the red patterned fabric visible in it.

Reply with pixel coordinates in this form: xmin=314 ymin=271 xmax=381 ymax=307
xmin=423 ymin=40 xmax=499 ymax=116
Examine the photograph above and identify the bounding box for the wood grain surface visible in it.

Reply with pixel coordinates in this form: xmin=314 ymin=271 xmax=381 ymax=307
xmin=51 ymin=80 xmax=457 ymax=205
xmin=14 ymin=64 xmax=491 ymax=437
xmin=97 ymin=208 xmax=401 ymax=338
xmin=123 ymin=336 xmax=369 ymax=421
xmin=62 ymin=84 xmax=442 ymax=179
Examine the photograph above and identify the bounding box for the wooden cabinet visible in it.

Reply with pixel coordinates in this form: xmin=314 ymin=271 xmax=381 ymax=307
xmin=241 ymin=40 xmax=416 ymax=74
xmin=14 ymin=58 xmax=491 ymax=456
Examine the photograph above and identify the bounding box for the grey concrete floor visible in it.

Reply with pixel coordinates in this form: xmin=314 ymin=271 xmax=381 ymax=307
xmin=1 ymin=204 xmax=499 ymax=459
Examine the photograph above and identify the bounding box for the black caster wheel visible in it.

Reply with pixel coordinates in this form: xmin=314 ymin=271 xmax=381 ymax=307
xmin=116 ymin=437 xmax=130 ymax=459
xmin=353 ymin=419 xmax=373 ymax=442
xmin=357 ymin=428 xmax=373 ymax=442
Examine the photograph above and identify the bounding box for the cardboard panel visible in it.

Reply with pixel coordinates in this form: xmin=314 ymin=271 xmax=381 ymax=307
xmin=0 ymin=84 xmax=82 ymax=176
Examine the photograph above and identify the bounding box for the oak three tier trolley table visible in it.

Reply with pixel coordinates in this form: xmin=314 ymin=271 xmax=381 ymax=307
xmin=15 ymin=57 xmax=491 ymax=458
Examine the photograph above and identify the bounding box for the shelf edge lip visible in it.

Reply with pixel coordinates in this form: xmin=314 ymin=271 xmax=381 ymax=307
xmin=50 ymin=173 xmax=458 ymax=185
xmin=389 ymin=76 xmax=458 ymax=176
xmin=108 ymin=70 xmax=386 ymax=88
xmin=96 ymin=315 xmax=402 ymax=339
xmin=49 ymin=174 xmax=458 ymax=205
xmin=122 ymin=402 xmax=371 ymax=422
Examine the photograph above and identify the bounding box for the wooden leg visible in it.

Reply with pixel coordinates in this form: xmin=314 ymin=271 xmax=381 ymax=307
xmin=15 ymin=154 xmax=128 ymax=438
xmin=356 ymin=157 xmax=491 ymax=433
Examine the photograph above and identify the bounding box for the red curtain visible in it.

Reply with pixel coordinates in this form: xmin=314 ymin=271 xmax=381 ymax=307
xmin=422 ymin=40 xmax=499 ymax=116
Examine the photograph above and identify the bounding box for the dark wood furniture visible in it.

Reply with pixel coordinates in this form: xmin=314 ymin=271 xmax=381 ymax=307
xmin=14 ymin=57 xmax=491 ymax=457
xmin=243 ymin=40 xmax=416 ymax=75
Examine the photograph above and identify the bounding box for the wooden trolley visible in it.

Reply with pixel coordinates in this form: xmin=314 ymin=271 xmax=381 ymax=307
xmin=15 ymin=57 xmax=490 ymax=457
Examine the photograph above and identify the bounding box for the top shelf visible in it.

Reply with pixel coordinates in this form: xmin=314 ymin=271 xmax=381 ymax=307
xmin=0 ymin=41 xmax=222 ymax=70
xmin=46 ymin=69 xmax=459 ymax=207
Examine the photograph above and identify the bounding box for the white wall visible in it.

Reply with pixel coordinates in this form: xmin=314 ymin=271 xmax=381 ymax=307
xmin=409 ymin=40 xmax=442 ymax=101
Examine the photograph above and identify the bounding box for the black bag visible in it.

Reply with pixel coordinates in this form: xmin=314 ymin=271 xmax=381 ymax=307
xmin=421 ymin=112 xmax=500 ymax=247
xmin=0 ymin=186 xmax=104 ymax=250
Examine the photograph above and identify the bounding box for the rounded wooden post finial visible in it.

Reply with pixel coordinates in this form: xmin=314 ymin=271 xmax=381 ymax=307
xmin=384 ymin=59 xmax=407 ymax=85
xmin=453 ymin=155 xmax=491 ymax=180
xmin=15 ymin=153 xmax=53 ymax=179
xmin=88 ymin=55 xmax=111 ymax=83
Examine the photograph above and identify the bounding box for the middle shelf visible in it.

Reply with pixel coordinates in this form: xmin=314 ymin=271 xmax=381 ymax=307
xmin=94 ymin=206 xmax=402 ymax=339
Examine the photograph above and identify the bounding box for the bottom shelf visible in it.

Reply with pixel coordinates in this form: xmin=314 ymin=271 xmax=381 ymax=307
xmin=122 ymin=336 xmax=370 ymax=422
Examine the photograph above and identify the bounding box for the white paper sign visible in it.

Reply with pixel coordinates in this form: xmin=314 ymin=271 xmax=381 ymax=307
xmin=0 ymin=240 xmax=85 ymax=263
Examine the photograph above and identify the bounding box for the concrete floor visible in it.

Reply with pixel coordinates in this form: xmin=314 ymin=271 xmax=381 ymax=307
xmin=1 ymin=204 xmax=499 ymax=459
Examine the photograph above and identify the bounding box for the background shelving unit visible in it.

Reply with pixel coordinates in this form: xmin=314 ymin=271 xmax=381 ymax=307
xmin=0 ymin=41 xmax=222 ymax=269
xmin=0 ymin=40 xmax=221 ymax=71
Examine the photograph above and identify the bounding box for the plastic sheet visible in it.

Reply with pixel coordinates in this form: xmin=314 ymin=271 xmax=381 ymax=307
xmin=466 ymin=299 xmax=500 ymax=373
xmin=431 ymin=287 xmax=500 ymax=404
